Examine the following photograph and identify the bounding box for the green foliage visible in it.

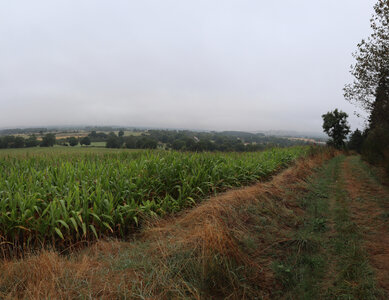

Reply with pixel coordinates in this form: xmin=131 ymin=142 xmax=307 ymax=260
xmin=0 ymin=134 xmax=39 ymax=149
xmin=88 ymin=130 xmax=108 ymax=142
xmin=68 ymin=137 xmax=78 ymax=147
xmin=136 ymin=137 xmax=157 ymax=149
xmin=0 ymin=135 xmax=25 ymax=149
xmin=0 ymin=147 xmax=307 ymax=251
xmin=82 ymin=128 xmax=319 ymax=151
xmin=348 ymin=129 xmax=364 ymax=153
xmin=344 ymin=0 xmax=389 ymax=112
xmin=322 ymin=109 xmax=350 ymax=149
xmin=13 ymin=137 xmax=25 ymax=148
xmin=345 ymin=0 xmax=389 ymax=171
xmin=80 ymin=136 xmax=91 ymax=146
xmin=362 ymin=125 xmax=389 ymax=168
xmin=106 ymin=132 xmax=122 ymax=148
xmin=25 ymin=135 xmax=39 ymax=148
xmin=40 ymin=133 xmax=56 ymax=147
xmin=362 ymin=71 xmax=389 ymax=170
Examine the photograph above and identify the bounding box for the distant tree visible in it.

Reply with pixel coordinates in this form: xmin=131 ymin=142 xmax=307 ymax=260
xmin=89 ymin=131 xmax=97 ymax=138
xmin=13 ymin=136 xmax=25 ymax=148
xmin=136 ymin=137 xmax=157 ymax=149
xmin=3 ymin=136 xmax=15 ymax=148
xmin=80 ymin=136 xmax=91 ymax=146
xmin=348 ymin=129 xmax=364 ymax=153
xmin=0 ymin=135 xmax=25 ymax=148
xmin=234 ymin=141 xmax=246 ymax=152
xmin=161 ymin=135 xmax=169 ymax=143
xmin=40 ymin=133 xmax=56 ymax=147
xmin=124 ymin=136 xmax=137 ymax=148
xmin=184 ymin=138 xmax=196 ymax=150
xmin=322 ymin=109 xmax=351 ymax=149
xmin=88 ymin=131 xmax=108 ymax=142
xmin=0 ymin=137 xmax=6 ymax=149
xmin=106 ymin=132 xmax=121 ymax=148
xmin=68 ymin=137 xmax=78 ymax=147
xmin=25 ymin=135 xmax=39 ymax=147
xmin=172 ymin=139 xmax=186 ymax=150
xmin=118 ymin=130 xmax=124 ymax=137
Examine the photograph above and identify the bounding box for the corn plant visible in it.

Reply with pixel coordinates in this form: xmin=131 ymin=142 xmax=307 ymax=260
xmin=0 ymin=146 xmax=307 ymax=253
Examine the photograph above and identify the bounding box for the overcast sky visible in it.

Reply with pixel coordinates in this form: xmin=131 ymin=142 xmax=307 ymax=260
xmin=0 ymin=0 xmax=375 ymax=132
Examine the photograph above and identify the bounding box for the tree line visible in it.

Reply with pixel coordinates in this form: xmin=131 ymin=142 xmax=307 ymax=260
xmin=0 ymin=134 xmax=92 ymax=149
xmin=0 ymin=129 xmax=315 ymax=151
xmin=0 ymin=134 xmax=54 ymax=149
xmin=103 ymin=129 xmax=311 ymax=151
xmin=348 ymin=0 xmax=389 ymax=171
xmin=322 ymin=0 xmax=389 ymax=173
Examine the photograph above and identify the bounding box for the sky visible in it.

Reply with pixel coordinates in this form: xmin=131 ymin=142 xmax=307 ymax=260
xmin=0 ymin=0 xmax=376 ymax=133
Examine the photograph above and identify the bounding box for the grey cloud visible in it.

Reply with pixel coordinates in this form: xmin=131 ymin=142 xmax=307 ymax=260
xmin=0 ymin=0 xmax=374 ymax=131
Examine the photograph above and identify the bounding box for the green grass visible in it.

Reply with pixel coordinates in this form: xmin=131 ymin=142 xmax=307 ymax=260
xmin=54 ymin=141 xmax=106 ymax=148
xmin=89 ymin=141 xmax=106 ymax=147
xmin=0 ymin=146 xmax=307 ymax=253
xmin=0 ymin=146 xmax=131 ymax=156
xmin=272 ymin=156 xmax=384 ymax=299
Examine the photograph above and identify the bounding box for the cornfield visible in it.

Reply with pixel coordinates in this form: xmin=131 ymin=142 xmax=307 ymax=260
xmin=0 ymin=147 xmax=307 ymax=253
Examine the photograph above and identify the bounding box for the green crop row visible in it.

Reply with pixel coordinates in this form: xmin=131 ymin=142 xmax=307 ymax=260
xmin=0 ymin=147 xmax=308 ymax=253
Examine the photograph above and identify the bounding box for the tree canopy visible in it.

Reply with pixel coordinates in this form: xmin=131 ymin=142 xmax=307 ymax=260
xmin=348 ymin=129 xmax=364 ymax=153
xmin=322 ymin=109 xmax=350 ymax=149
xmin=68 ymin=137 xmax=78 ymax=147
xmin=40 ymin=133 xmax=56 ymax=147
xmin=344 ymin=0 xmax=389 ymax=170
xmin=344 ymin=0 xmax=389 ymax=112
xmin=80 ymin=136 xmax=91 ymax=146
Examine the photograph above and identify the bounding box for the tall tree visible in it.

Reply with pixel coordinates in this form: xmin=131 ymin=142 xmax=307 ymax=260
xmin=348 ymin=129 xmax=364 ymax=153
xmin=345 ymin=0 xmax=389 ymax=168
xmin=25 ymin=134 xmax=39 ymax=147
xmin=80 ymin=136 xmax=91 ymax=146
xmin=106 ymin=132 xmax=122 ymax=148
xmin=68 ymin=137 xmax=78 ymax=147
xmin=344 ymin=0 xmax=389 ymax=113
xmin=322 ymin=109 xmax=351 ymax=149
xmin=13 ymin=136 xmax=25 ymax=148
xmin=369 ymin=69 xmax=389 ymax=130
xmin=40 ymin=133 xmax=56 ymax=147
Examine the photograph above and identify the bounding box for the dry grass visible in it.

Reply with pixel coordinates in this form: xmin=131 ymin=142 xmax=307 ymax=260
xmin=0 ymin=148 xmax=336 ymax=299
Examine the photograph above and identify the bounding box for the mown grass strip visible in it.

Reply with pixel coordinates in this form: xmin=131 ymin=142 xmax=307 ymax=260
xmin=272 ymin=155 xmax=384 ymax=299
xmin=325 ymin=158 xmax=382 ymax=299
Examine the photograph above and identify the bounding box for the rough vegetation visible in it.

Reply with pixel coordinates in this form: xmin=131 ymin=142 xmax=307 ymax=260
xmin=0 ymin=146 xmax=306 ymax=256
xmin=1 ymin=147 xmax=388 ymax=299
xmin=0 ymin=146 xmax=334 ymax=299
xmin=344 ymin=0 xmax=389 ymax=172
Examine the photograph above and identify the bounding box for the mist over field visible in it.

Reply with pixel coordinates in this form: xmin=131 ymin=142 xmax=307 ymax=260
xmin=0 ymin=0 xmax=374 ymax=131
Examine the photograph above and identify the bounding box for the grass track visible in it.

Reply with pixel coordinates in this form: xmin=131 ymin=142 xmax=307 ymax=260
xmin=273 ymin=155 xmax=388 ymax=299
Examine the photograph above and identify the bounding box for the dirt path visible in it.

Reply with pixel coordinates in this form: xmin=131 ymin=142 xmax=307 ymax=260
xmin=342 ymin=156 xmax=389 ymax=293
